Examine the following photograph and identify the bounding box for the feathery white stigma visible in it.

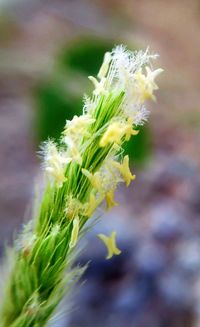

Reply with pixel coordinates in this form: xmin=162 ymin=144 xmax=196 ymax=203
xmin=86 ymin=45 xmax=163 ymax=125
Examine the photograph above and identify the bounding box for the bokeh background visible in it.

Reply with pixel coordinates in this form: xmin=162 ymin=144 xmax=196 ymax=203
xmin=0 ymin=1 xmax=200 ymax=326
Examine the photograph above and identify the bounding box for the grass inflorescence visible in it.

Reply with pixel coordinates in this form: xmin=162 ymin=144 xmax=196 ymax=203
xmin=0 ymin=45 xmax=162 ymax=326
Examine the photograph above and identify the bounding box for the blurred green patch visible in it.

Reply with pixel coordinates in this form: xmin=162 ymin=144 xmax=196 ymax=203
xmin=33 ymin=37 xmax=152 ymax=165
xmin=58 ymin=38 xmax=114 ymax=76
xmin=123 ymin=125 xmax=152 ymax=165
xmin=33 ymin=81 xmax=82 ymax=142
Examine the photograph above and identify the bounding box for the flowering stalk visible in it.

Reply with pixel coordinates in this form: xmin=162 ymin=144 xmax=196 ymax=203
xmin=0 ymin=46 xmax=163 ymax=326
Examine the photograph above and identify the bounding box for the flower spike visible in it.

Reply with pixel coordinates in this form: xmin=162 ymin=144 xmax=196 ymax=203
xmin=0 ymin=45 xmax=162 ymax=325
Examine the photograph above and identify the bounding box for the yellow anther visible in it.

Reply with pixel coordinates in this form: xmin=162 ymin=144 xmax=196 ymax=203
xmin=112 ymin=155 xmax=135 ymax=186
xmin=123 ymin=118 xmax=139 ymax=141
xmin=82 ymin=169 xmax=102 ymax=191
xmin=100 ymin=122 xmax=124 ymax=147
xmin=105 ymin=189 xmax=118 ymax=211
xmin=98 ymin=231 xmax=121 ymax=260
xmin=69 ymin=216 xmax=79 ymax=249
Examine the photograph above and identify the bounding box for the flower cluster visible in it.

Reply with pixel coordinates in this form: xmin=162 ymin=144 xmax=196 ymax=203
xmin=43 ymin=45 xmax=163 ymax=259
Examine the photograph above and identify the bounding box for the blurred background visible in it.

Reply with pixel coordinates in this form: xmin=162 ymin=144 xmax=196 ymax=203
xmin=0 ymin=0 xmax=200 ymax=326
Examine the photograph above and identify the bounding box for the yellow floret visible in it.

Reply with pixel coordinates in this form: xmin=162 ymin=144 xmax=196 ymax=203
xmin=64 ymin=114 xmax=95 ymax=138
xmin=45 ymin=142 xmax=71 ymax=187
xmin=134 ymin=67 xmax=163 ymax=103
xmin=99 ymin=122 xmax=124 ymax=147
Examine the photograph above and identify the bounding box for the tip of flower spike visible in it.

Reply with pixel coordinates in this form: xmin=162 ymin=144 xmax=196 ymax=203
xmin=86 ymin=45 xmax=163 ymax=125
